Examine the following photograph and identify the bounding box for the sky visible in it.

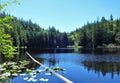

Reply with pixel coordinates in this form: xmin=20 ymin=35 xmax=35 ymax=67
xmin=7 ymin=0 xmax=120 ymax=32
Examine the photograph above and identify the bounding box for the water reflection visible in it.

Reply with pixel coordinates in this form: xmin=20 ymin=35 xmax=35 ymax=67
xmin=27 ymin=48 xmax=75 ymax=54
xmin=27 ymin=48 xmax=120 ymax=55
xmin=0 ymin=48 xmax=27 ymax=63
xmin=33 ymin=49 xmax=120 ymax=83
xmin=79 ymin=48 xmax=120 ymax=54
xmin=0 ymin=48 xmax=42 ymax=83
xmin=82 ymin=61 xmax=120 ymax=78
xmin=1 ymin=48 xmax=120 ymax=83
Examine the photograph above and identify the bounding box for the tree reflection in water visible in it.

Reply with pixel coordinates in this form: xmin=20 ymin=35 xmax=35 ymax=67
xmin=82 ymin=61 xmax=120 ymax=78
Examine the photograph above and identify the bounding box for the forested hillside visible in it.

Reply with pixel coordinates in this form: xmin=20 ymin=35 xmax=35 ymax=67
xmin=0 ymin=13 xmax=73 ymax=50
xmin=1 ymin=13 xmax=120 ymax=50
xmin=70 ymin=15 xmax=120 ymax=48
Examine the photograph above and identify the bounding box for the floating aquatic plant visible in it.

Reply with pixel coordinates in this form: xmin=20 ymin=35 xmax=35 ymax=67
xmin=0 ymin=60 xmax=30 ymax=82
xmin=45 ymin=72 xmax=52 ymax=76
xmin=45 ymin=68 xmax=49 ymax=72
xmin=23 ymin=77 xmax=29 ymax=80
xmin=53 ymin=67 xmax=65 ymax=73
xmin=0 ymin=61 xmax=66 ymax=83
xmin=26 ymin=69 xmax=32 ymax=74
xmin=36 ymin=70 xmax=41 ymax=74
xmin=39 ymin=78 xmax=49 ymax=82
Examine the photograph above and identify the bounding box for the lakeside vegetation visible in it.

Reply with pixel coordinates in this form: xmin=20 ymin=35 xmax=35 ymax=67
xmin=1 ymin=12 xmax=73 ymax=49
xmin=0 ymin=1 xmax=67 ymax=82
xmin=70 ymin=15 xmax=120 ymax=48
xmin=1 ymin=13 xmax=120 ymax=58
xmin=1 ymin=1 xmax=120 ymax=83
xmin=0 ymin=0 xmax=120 ymax=59
xmin=1 ymin=0 xmax=120 ymax=59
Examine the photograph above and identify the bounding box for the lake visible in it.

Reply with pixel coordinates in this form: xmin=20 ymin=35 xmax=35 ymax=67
xmin=3 ymin=48 xmax=120 ymax=83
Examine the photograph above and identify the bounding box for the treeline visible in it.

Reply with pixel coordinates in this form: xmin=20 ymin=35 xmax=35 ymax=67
xmin=82 ymin=61 xmax=120 ymax=78
xmin=70 ymin=15 xmax=120 ymax=48
xmin=1 ymin=13 xmax=120 ymax=50
xmin=0 ymin=13 xmax=73 ymax=49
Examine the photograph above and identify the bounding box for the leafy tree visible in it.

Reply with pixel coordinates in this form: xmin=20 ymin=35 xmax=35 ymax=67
xmin=115 ymin=32 xmax=120 ymax=45
xmin=0 ymin=0 xmax=19 ymax=58
xmin=0 ymin=15 xmax=16 ymax=58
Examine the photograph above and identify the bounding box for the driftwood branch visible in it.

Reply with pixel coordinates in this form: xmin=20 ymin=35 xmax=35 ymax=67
xmin=26 ymin=52 xmax=73 ymax=83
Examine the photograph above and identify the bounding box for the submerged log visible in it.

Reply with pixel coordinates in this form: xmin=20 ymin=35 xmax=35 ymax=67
xmin=26 ymin=52 xmax=73 ymax=83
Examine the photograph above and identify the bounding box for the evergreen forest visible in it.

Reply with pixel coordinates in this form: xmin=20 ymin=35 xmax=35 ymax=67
xmin=1 ymin=13 xmax=120 ymax=58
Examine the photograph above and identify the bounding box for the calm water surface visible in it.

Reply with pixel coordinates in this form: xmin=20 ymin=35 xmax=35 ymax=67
xmin=12 ymin=48 xmax=120 ymax=83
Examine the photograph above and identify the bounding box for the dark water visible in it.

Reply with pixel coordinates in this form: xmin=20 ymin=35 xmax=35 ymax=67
xmin=5 ymin=48 xmax=120 ymax=83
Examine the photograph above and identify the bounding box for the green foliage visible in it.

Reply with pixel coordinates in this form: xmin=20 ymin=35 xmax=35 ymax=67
xmin=70 ymin=15 xmax=120 ymax=48
xmin=0 ymin=0 xmax=19 ymax=11
xmin=9 ymin=69 xmax=17 ymax=74
xmin=0 ymin=13 xmax=71 ymax=49
xmin=36 ymin=70 xmax=41 ymax=74
xmin=19 ymin=60 xmax=29 ymax=67
xmin=26 ymin=69 xmax=32 ymax=74
xmin=115 ymin=32 xmax=120 ymax=44
xmin=0 ymin=16 xmax=16 ymax=58
xmin=0 ymin=61 xmax=29 ymax=81
xmin=45 ymin=68 xmax=49 ymax=72
xmin=0 ymin=0 xmax=19 ymax=59
xmin=53 ymin=67 xmax=65 ymax=73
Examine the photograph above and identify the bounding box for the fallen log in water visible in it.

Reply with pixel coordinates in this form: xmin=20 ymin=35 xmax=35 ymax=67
xmin=26 ymin=52 xmax=73 ymax=83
